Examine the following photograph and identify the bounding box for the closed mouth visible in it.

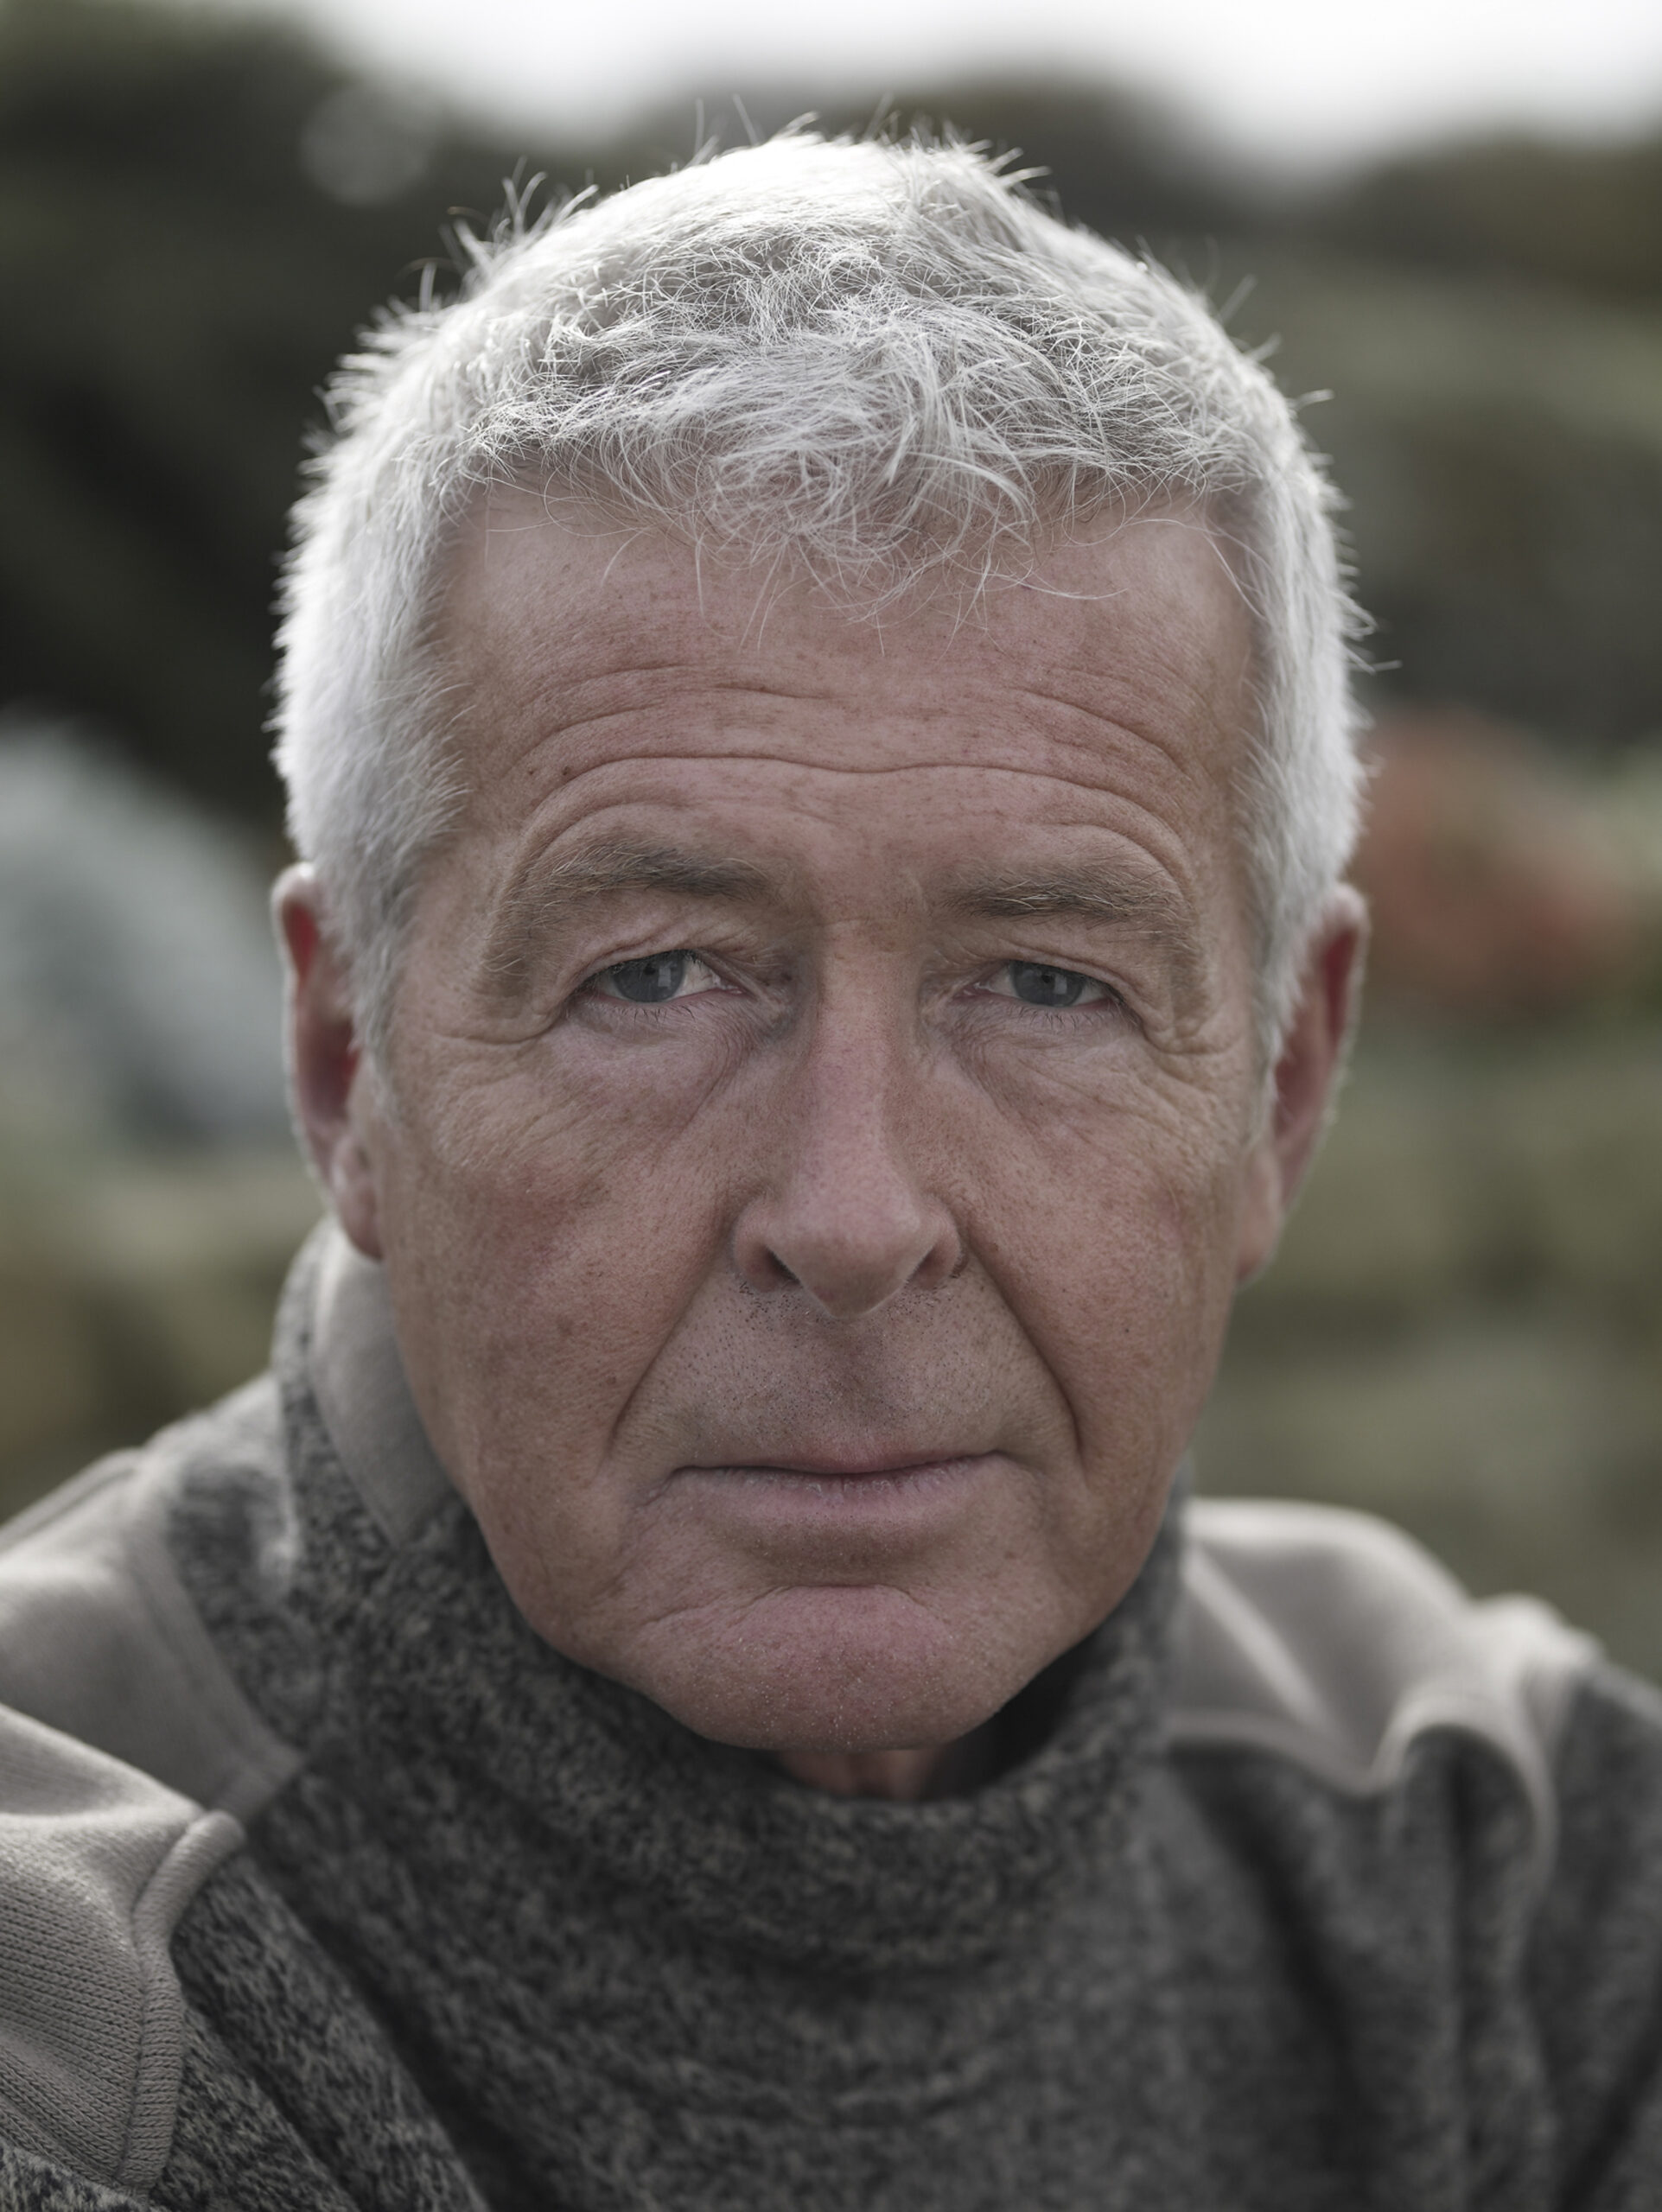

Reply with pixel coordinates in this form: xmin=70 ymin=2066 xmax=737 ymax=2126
xmin=687 ymin=1452 xmax=989 ymax=1482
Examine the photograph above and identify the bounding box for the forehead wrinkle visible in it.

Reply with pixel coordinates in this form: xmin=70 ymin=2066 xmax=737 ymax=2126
xmin=462 ymin=594 xmax=1243 ymax=802
xmin=481 ymin=840 xmax=779 ymax=993
xmin=999 ymin=673 xmax=1242 ymax=780
xmin=480 ymin=595 xmax=1236 ymax=736
xmin=475 ymin=669 xmax=912 ymax=787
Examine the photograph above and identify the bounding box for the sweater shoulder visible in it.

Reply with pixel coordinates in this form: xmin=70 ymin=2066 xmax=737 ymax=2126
xmin=1174 ymin=1496 xmax=1603 ymax=1883
xmin=0 ymin=1389 xmax=303 ymax=2194
xmin=0 ymin=1382 xmax=302 ymax=1823
xmin=0 ymin=1698 xmax=242 ymax=2193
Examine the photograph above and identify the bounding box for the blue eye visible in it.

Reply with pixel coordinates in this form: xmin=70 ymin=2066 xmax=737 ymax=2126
xmin=1006 ymin=961 xmax=1090 ymax=1007
xmin=602 ymin=953 xmax=692 ymax=1003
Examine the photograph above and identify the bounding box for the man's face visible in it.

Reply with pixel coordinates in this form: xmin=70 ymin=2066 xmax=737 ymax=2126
xmin=293 ymin=497 xmax=1329 ymax=1758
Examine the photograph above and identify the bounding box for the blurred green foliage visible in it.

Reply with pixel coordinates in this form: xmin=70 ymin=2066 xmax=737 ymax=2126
xmin=1325 ymin=134 xmax=1662 ymax=302
xmin=1197 ymin=1026 xmax=1662 ymax=1676
xmin=2 ymin=0 xmax=1659 ymax=825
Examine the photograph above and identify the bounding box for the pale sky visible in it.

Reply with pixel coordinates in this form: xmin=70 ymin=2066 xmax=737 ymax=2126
xmin=195 ymin=0 xmax=1662 ymax=171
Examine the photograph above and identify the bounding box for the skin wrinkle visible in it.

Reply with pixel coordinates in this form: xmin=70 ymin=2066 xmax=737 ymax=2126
xmin=479 ymin=842 xmax=1205 ymax=1033
xmin=465 ymin=781 xmax=1217 ymax=1058
xmin=423 ymin=871 xmax=1239 ymax=1495
xmin=503 ymin=658 xmax=1229 ymax=776
xmin=480 ymin=844 xmax=777 ymax=998
xmin=477 ymin=712 xmax=1217 ymax=822
xmin=449 ymin=505 xmax=1239 ymax=809
xmin=443 ymin=589 xmax=1246 ymax=983
xmin=281 ymin=498 xmax=1362 ymax=1798
xmin=949 ymin=868 xmax=1204 ymax=1007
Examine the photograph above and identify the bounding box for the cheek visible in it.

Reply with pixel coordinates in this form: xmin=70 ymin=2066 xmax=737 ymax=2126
xmin=395 ymin=1016 xmax=747 ymax=1241
xmin=372 ymin=1040 xmax=745 ymax=1475
xmin=979 ymin=1084 xmax=1249 ymax=1472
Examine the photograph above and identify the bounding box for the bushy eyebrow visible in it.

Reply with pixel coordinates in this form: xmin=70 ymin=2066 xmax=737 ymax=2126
xmin=482 ymin=841 xmax=776 ymax=989
xmin=481 ymin=843 xmax=1205 ymax=1000
xmin=948 ymin=868 xmax=1203 ymax=994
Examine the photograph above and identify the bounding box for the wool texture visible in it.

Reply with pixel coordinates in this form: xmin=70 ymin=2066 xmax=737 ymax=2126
xmin=6 ymin=1240 xmax=1662 ymax=2208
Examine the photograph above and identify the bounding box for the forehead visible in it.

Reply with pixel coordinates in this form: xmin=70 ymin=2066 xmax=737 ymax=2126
xmin=434 ymin=490 xmax=1256 ymax=874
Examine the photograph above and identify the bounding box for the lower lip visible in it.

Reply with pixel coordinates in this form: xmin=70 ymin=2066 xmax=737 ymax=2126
xmin=666 ymin=1454 xmax=998 ymax=1541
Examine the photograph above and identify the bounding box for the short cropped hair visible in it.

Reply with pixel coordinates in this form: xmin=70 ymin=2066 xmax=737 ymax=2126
xmin=273 ymin=132 xmax=1365 ymax=1059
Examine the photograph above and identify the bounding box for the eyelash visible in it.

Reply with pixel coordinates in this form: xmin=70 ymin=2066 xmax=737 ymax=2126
xmin=578 ymin=951 xmax=1124 ymax=1018
xmin=582 ymin=950 xmax=727 ymax=1006
xmin=976 ymin=963 xmax=1122 ymax=1014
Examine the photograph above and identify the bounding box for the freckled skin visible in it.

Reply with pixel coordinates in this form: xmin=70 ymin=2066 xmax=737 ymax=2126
xmin=281 ymin=494 xmax=1363 ymax=1793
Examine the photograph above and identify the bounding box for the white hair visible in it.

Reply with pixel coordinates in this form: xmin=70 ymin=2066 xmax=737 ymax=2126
xmin=273 ymin=132 xmax=1365 ymax=1058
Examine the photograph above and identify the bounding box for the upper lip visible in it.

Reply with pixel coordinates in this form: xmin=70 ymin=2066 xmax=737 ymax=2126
xmin=686 ymin=1450 xmax=989 ymax=1478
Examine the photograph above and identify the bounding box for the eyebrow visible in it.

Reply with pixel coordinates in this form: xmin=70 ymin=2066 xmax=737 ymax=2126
xmin=482 ymin=842 xmax=777 ymax=989
xmin=947 ymin=868 xmax=1204 ymax=993
xmin=482 ymin=844 xmax=1206 ymax=999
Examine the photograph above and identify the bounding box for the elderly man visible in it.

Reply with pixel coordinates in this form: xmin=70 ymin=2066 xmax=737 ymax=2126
xmin=3 ymin=135 xmax=1660 ymax=2210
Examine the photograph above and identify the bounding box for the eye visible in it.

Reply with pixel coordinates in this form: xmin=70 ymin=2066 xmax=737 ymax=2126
xmin=587 ymin=951 xmax=723 ymax=1005
xmin=988 ymin=960 xmax=1116 ymax=1009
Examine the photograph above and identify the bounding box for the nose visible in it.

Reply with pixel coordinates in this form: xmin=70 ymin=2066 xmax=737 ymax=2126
xmin=731 ymin=1020 xmax=963 ymax=1320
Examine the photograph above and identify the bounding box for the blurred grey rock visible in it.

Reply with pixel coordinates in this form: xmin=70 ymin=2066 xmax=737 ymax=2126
xmin=0 ymin=717 xmax=289 ymax=1142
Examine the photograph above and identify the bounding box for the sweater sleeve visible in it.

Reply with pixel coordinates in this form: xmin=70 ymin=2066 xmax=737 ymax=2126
xmin=1528 ymin=1664 xmax=1662 ymax=2209
xmin=0 ymin=2144 xmax=152 ymax=2210
xmin=153 ymin=1856 xmax=491 ymax=2212
xmin=0 ymin=2007 xmax=379 ymax=2212
xmin=0 ymin=1836 xmax=494 ymax=2212
xmin=149 ymin=2007 xmax=385 ymax=2212
xmin=0 ymin=1977 xmax=471 ymax=2212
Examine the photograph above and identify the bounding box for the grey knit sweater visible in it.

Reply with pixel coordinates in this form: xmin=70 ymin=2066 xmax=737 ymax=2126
xmin=3 ymin=1225 xmax=1662 ymax=2209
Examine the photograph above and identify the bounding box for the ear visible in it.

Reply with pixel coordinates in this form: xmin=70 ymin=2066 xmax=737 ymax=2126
xmin=274 ymin=864 xmax=385 ymax=1261
xmin=1235 ymin=886 xmax=1368 ymax=1284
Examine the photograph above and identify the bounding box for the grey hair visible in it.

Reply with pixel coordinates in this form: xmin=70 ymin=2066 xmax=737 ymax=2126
xmin=273 ymin=131 xmax=1365 ymax=1059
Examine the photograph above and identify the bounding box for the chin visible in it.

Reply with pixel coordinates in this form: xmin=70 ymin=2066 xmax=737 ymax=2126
xmin=624 ymin=1580 xmax=1051 ymax=1756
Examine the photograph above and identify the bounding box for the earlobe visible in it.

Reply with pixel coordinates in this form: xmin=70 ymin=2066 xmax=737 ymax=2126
xmin=1233 ymin=1143 xmax=1285 ymax=1287
xmin=273 ymin=864 xmax=385 ymax=1261
xmin=1235 ymin=887 xmax=1368 ymax=1284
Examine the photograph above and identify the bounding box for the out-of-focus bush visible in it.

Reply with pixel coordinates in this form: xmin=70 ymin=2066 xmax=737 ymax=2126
xmin=1352 ymin=712 xmax=1661 ymax=1018
xmin=1198 ymin=1025 xmax=1662 ymax=1677
xmin=1323 ymin=133 xmax=1662 ymax=304
xmin=0 ymin=1148 xmax=319 ymax=1516
xmin=1200 ymin=728 xmax=1662 ymax=1674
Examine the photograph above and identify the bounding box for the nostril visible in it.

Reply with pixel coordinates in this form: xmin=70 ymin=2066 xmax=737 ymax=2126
xmin=732 ymin=1185 xmax=964 ymax=1319
xmin=728 ymin=1080 xmax=963 ymax=1316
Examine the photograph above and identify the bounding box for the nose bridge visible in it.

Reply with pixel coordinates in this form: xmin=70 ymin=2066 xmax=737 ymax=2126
xmin=732 ymin=967 xmax=961 ymax=1319
xmin=799 ymin=980 xmax=909 ymax=1176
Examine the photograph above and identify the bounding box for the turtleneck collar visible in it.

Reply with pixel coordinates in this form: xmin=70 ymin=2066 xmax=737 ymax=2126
xmin=244 ymin=1224 xmax=1185 ymax=1979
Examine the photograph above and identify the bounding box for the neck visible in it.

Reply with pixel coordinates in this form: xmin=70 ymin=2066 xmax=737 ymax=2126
xmin=774 ymin=1734 xmax=988 ymax=1802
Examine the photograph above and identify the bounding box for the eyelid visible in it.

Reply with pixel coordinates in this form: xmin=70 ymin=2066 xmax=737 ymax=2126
xmin=979 ymin=960 xmax=1121 ymax=1006
xmin=583 ymin=950 xmax=725 ymax=1001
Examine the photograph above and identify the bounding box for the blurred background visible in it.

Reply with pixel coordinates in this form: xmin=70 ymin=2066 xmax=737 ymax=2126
xmin=2 ymin=0 xmax=1659 ymax=1662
